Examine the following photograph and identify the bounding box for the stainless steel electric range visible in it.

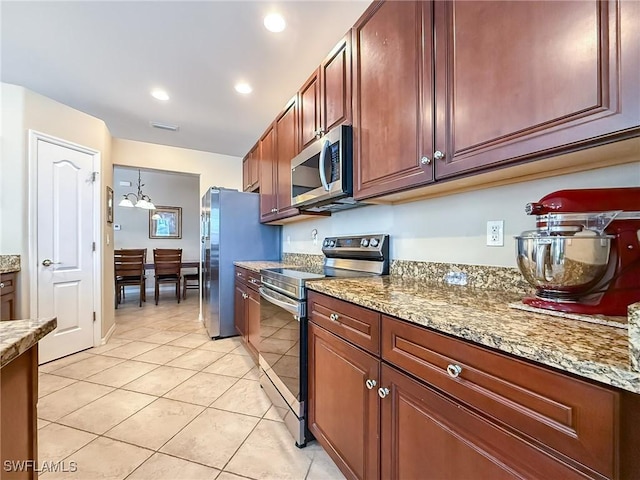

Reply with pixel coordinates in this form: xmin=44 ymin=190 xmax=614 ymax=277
xmin=258 ymin=234 xmax=389 ymax=446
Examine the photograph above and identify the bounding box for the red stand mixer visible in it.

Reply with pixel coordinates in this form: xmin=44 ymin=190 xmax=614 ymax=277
xmin=515 ymin=187 xmax=640 ymax=316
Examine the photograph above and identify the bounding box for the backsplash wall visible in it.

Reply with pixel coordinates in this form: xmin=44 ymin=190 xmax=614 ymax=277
xmin=282 ymin=162 xmax=639 ymax=267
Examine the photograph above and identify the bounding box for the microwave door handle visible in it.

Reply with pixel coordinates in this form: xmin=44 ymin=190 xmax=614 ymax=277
xmin=319 ymin=139 xmax=331 ymax=191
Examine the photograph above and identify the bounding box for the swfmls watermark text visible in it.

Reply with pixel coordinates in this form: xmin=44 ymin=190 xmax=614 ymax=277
xmin=3 ymin=460 xmax=78 ymax=473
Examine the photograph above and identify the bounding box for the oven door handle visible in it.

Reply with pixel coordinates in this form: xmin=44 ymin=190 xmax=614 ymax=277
xmin=318 ymin=139 xmax=331 ymax=192
xmin=259 ymin=287 xmax=301 ymax=316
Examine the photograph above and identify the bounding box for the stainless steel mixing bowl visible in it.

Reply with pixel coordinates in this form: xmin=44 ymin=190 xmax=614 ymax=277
xmin=515 ymin=232 xmax=613 ymax=294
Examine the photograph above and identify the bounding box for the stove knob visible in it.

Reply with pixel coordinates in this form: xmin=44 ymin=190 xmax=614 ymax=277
xmin=329 ymin=240 xmax=336 ymax=247
xmin=323 ymin=239 xmax=330 ymax=248
xmin=360 ymin=238 xmax=369 ymax=247
xmin=369 ymin=238 xmax=380 ymax=248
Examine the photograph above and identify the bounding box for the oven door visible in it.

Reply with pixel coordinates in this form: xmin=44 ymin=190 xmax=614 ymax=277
xmin=258 ymin=286 xmax=308 ymax=446
xmin=291 ymin=125 xmax=352 ymax=208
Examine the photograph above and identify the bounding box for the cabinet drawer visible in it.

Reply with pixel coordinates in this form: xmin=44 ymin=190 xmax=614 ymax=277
xmin=246 ymin=270 xmax=261 ymax=290
xmin=382 ymin=316 xmax=619 ymax=479
xmin=234 ymin=267 xmax=248 ymax=284
xmin=308 ymin=291 xmax=380 ymax=355
xmin=0 ymin=272 xmax=16 ymax=295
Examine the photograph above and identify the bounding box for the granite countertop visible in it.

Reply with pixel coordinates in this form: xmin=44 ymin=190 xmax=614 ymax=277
xmin=1 ymin=318 xmax=57 ymax=368
xmin=306 ymin=276 xmax=640 ymax=394
xmin=234 ymin=261 xmax=293 ymax=273
xmin=0 ymin=255 xmax=21 ymax=274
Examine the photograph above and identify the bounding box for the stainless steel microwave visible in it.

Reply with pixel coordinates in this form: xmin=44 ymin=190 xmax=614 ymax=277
xmin=291 ymin=125 xmax=352 ymax=209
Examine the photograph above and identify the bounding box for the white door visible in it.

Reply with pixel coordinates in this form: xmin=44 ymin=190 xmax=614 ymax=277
xmin=36 ymin=137 xmax=96 ymax=364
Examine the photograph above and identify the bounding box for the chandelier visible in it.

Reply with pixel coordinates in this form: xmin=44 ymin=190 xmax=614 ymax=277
xmin=118 ymin=169 xmax=156 ymax=210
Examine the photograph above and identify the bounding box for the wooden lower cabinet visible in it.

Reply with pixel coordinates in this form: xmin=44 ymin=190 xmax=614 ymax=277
xmin=380 ymin=364 xmax=589 ymax=480
xmin=1 ymin=272 xmax=17 ymax=321
xmin=1 ymin=344 xmax=38 ymax=480
xmin=234 ymin=281 xmax=247 ymax=338
xmin=308 ymin=322 xmax=379 ymax=480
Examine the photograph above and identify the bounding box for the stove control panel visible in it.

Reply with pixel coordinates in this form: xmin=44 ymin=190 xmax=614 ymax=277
xmin=322 ymin=234 xmax=389 ymax=257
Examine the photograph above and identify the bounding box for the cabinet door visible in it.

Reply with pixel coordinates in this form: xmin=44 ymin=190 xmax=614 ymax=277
xmin=246 ymin=288 xmax=260 ymax=361
xmin=380 ymin=365 xmax=587 ymax=480
xmin=275 ymin=98 xmax=298 ymax=217
xmin=259 ymin=126 xmax=277 ymax=221
xmin=308 ymin=322 xmax=379 ymax=480
xmin=321 ymin=34 xmax=352 ymax=135
xmin=353 ymin=0 xmax=434 ymax=200
xmin=299 ymin=69 xmax=321 ymax=150
xmin=234 ymin=281 xmax=247 ymax=337
xmin=242 ymin=156 xmax=251 ymax=192
xmin=433 ymin=0 xmax=640 ymax=178
xmin=249 ymin=145 xmax=260 ymax=191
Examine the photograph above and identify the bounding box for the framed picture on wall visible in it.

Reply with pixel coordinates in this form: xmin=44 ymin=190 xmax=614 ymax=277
xmin=106 ymin=186 xmax=114 ymax=224
xmin=149 ymin=206 xmax=182 ymax=239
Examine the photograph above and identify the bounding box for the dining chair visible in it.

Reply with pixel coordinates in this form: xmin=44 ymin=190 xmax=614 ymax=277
xmin=153 ymin=248 xmax=182 ymax=305
xmin=114 ymin=249 xmax=146 ymax=308
xmin=182 ymin=264 xmax=200 ymax=300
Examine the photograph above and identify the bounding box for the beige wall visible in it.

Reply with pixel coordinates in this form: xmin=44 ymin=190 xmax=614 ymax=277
xmin=282 ymin=161 xmax=640 ymax=267
xmin=112 ymin=138 xmax=242 ymax=195
xmin=0 ymin=83 xmax=115 ymax=337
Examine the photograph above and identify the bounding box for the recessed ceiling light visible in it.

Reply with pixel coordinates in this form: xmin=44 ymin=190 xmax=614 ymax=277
xmin=264 ymin=13 xmax=286 ymax=33
xmin=151 ymin=89 xmax=169 ymax=101
xmin=235 ymin=83 xmax=253 ymax=95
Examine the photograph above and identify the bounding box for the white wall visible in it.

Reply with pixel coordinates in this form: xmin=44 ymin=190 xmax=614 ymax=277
xmin=112 ymin=138 xmax=242 ymax=196
xmin=0 ymin=83 xmax=114 ymax=336
xmin=113 ymin=166 xmax=200 ymax=285
xmin=282 ymin=162 xmax=640 ymax=267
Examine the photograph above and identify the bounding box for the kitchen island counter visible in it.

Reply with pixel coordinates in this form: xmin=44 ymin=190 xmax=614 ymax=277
xmin=306 ymin=276 xmax=640 ymax=394
xmin=1 ymin=318 xmax=56 ymax=368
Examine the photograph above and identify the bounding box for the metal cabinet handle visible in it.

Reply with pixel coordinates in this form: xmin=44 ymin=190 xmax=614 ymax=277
xmin=42 ymin=259 xmax=61 ymax=267
xmin=420 ymin=156 xmax=431 ymax=165
xmin=447 ymin=364 xmax=462 ymax=378
xmin=236 ymin=272 xmax=242 ymax=277
xmin=378 ymin=387 xmax=390 ymax=398
xmin=329 ymin=313 xmax=339 ymax=322
xmin=365 ymin=379 xmax=377 ymax=390
xmin=0 ymin=283 xmax=4 ymax=289
xmin=250 ymin=278 xmax=259 ymax=285
xmin=242 ymin=293 xmax=248 ymax=299
xmin=434 ymin=150 xmax=446 ymax=161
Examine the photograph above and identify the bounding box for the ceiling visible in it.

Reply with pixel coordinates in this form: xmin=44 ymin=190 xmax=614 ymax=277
xmin=1 ymin=1 xmax=372 ymax=158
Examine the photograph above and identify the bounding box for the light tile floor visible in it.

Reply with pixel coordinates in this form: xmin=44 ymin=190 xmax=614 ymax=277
xmin=38 ymin=289 xmax=345 ymax=480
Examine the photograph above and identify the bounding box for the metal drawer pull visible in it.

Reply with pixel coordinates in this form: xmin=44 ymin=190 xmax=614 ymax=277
xmin=329 ymin=313 xmax=339 ymax=322
xmin=434 ymin=150 xmax=446 ymax=161
xmin=447 ymin=364 xmax=462 ymax=378
xmin=236 ymin=272 xmax=242 ymax=277
xmin=378 ymin=387 xmax=390 ymax=398
xmin=0 ymin=283 xmax=4 ymax=289
xmin=420 ymin=156 xmax=431 ymax=165
xmin=250 ymin=278 xmax=259 ymax=284
xmin=365 ymin=379 xmax=377 ymax=390
xmin=242 ymin=293 xmax=248 ymax=299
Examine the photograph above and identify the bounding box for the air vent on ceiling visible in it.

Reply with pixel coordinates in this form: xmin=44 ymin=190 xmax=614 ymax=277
xmin=150 ymin=121 xmax=179 ymax=132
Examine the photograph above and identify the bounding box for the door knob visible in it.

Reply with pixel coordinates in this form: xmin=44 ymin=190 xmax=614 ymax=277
xmin=42 ymin=259 xmax=61 ymax=267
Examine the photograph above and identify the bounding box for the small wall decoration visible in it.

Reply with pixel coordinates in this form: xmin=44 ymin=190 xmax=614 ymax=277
xmin=149 ymin=206 xmax=182 ymax=239
xmin=106 ymin=186 xmax=114 ymax=224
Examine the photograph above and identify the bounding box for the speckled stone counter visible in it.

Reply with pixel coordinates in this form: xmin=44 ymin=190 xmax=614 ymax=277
xmin=0 ymin=255 xmax=21 ymax=274
xmin=1 ymin=318 xmax=56 ymax=368
xmin=234 ymin=261 xmax=293 ymax=274
xmin=306 ymin=276 xmax=640 ymax=394
xmin=630 ymin=302 xmax=640 ymax=372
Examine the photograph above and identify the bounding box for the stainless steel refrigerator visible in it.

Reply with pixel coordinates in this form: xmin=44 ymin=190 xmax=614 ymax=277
xmin=201 ymin=188 xmax=281 ymax=338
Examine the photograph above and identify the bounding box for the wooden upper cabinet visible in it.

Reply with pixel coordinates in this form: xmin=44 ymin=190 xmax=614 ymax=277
xmin=275 ymin=98 xmax=298 ymax=216
xmin=299 ymin=70 xmax=321 ymax=150
xmin=433 ymin=0 xmax=640 ymax=179
xmin=353 ymin=1 xmax=434 ymax=201
xmin=259 ymin=126 xmax=277 ymax=221
xmin=242 ymin=144 xmax=260 ymax=192
xmin=321 ymin=34 xmax=352 ymax=136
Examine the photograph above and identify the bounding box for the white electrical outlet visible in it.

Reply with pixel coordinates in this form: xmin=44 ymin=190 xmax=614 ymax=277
xmin=486 ymin=220 xmax=504 ymax=246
